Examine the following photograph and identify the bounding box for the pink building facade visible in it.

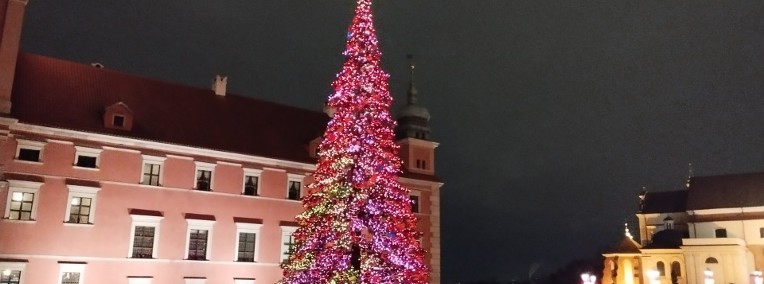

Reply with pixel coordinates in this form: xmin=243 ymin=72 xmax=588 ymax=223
xmin=0 ymin=1 xmax=443 ymax=283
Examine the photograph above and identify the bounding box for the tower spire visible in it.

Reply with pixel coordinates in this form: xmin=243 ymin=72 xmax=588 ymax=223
xmin=407 ymin=54 xmax=418 ymax=105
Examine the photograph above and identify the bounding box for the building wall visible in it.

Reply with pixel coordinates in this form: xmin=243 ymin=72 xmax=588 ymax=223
xmin=0 ymin=126 xmax=440 ymax=283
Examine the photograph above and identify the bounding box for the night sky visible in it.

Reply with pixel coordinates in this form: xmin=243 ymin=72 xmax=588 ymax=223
xmin=19 ymin=0 xmax=764 ymax=282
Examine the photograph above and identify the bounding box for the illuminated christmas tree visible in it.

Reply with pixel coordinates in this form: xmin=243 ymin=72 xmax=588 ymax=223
xmin=278 ymin=0 xmax=428 ymax=283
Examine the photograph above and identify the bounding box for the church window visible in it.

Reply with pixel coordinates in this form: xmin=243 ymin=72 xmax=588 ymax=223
xmin=657 ymin=261 xmax=665 ymax=276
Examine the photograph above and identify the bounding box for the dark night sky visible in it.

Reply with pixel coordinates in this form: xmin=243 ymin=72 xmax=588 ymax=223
xmin=19 ymin=0 xmax=764 ymax=282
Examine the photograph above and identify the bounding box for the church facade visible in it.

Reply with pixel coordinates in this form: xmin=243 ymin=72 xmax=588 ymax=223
xmin=603 ymin=172 xmax=764 ymax=284
xmin=0 ymin=1 xmax=443 ymax=283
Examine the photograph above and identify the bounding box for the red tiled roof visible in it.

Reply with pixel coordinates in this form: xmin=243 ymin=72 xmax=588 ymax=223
xmin=687 ymin=172 xmax=764 ymax=210
xmin=11 ymin=52 xmax=329 ymax=164
xmin=10 ymin=52 xmax=440 ymax=181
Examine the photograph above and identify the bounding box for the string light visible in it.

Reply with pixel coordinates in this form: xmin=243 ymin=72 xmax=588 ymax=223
xmin=278 ymin=0 xmax=428 ymax=283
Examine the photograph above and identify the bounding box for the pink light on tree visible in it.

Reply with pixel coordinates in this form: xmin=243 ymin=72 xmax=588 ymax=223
xmin=277 ymin=0 xmax=428 ymax=283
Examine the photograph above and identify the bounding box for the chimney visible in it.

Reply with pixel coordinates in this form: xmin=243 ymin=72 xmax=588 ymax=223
xmin=0 ymin=0 xmax=29 ymax=114
xmin=212 ymin=75 xmax=227 ymax=96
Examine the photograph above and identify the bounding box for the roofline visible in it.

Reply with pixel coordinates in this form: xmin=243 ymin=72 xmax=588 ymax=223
xmin=6 ymin=121 xmax=318 ymax=171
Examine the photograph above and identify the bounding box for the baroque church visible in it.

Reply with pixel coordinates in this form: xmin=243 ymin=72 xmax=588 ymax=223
xmin=603 ymin=171 xmax=764 ymax=284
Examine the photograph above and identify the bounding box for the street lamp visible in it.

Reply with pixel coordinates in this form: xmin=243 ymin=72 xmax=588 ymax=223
xmin=753 ymin=270 xmax=763 ymax=284
xmin=1 ymin=269 xmax=10 ymax=277
xmin=647 ymin=269 xmax=660 ymax=284
xmin=581 ymin=273 xmax=596 ymax=284
xmin=704 ymin=269 xmax=714 ymax=284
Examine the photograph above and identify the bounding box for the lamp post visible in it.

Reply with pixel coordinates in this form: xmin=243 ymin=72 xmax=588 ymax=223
xmin=581 ymin=272 xmax=596 ymax=284
xmin=647 ymin=269 xmax=660 ymax=284
xmin=753 ymin=270 xmax=763 ymax=284
xmin=704 ymin=269 xmax=714 ymax=284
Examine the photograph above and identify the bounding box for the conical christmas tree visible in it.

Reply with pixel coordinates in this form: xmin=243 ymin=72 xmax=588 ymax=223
xmin=278 ymin=0 xmax=428 ymax=283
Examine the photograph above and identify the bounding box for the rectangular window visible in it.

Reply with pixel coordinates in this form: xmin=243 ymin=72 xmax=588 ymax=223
xmin=0 ymin=270 xmax=21 ymax=284
xmin=715 ymin=228 xmax=727 ymax=238
xmin=142 ymin=164 xmax=161 ymax=186
xmin=74 ymin=146 xmax=102 ymax=169
xmin=64 ymin=185 xmax=100 ymax=225
xmin=58 ymin=263 xmax=85 ymax=284
xmin=141 ymin=155 xmax=165 ymax=186
xmin=410 ymin=195 xmax=420 ymax=213
xmin=15 ymin=139 xmax=44 ymax=163
xmin=188 ymin=229 xmax=209 ymax=260
xmin=287 ymin=181 xmax=300 ymax=200
xmin=68 ymin=197 xmax=92 ymax=224
xmin=196 ymin=170 xmax=211 ymax=191
xmin=244 ymin=176 xmax=258 ymax=196
xmin=17 ymin=148 xmax=40 ymax=162
xmin=60 ymin=272 xmax=80 ymax=284
xmin=128 ymin=213 xmax=163 ymax=259
xmin=760 ymin=227 xmax=764 ymax=238
xmin=237 ymin=232 xmax=256 ymax=262
xmin=185 ymin=217 xmax=215 ymax=261
xmin=131 ymin=226 xmax=156 ymax=258
xmin=113 ymin=115 xmax=125 ymax=127
xmin=280 ymin=226 xmax=298 ymax=262
xmin=243 ymin=169 xmax=262 ymax=196
xmin=194 ymin=162 xmax=215 ymax=191
xmin=8 ymin=192 xmax=34 ymax=221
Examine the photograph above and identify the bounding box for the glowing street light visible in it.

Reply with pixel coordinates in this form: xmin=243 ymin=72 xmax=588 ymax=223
xmin=581 ymin=272 xmax=596 ymax=284
xmin=704 ymin=269 xmax=714 ymax=284
xmin=647 ymin=269 xmax=660 ymax=284
xmin=753 ymin=270 xmax=763 ymax=284
xmin=2 ymin=269 xmax=10 ymax=276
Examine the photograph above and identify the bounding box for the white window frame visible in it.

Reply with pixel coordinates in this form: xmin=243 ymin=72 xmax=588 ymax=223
xmin=63 ymin=185 xmax=101 ymax=225
xmin=409 ymin=190 xmax=421 ymax=214
xmin=280 ymin=225 xmax=298 ymax=262
xmin=242 ymin=168 xmax=262 ymax=196
xmin=184 ymin=278 xmax=206 ymax=284
xmin=128 ymin=214 xmax=163 ymax=259
xmin=73 ymin=146 xmax=102 ymax=169
xmin=185 ymin=218 xmax=215 ymax=260
xmin=234 ymin=279 xmax=255 ymax=284
xmin=0 ymin=261 xmax=27 ymax=284
xmin=127 ymin=277 xmax=152 ymax=284
xmin=286 ymin=174 xmax=304 ymax=200
xmin=194 ymin=162 xmax=216 ymax=191
xmin=234 ymin=222 xmax=262 ymax=262
xmin=14 ymin=139 xmax=44 ymax=163
xmin=3 ymin=180 xmax=43 ymax=222
xmin=58 ymin=262 xmax=86 ymax=284
xmin=140 ymin=155 xmax=166 ymax=186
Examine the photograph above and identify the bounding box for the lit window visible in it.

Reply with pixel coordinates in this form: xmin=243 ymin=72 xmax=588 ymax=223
xmin=128 ymin=212 xmax=163 ymax=259
xmin=141 ymin=155 xmax=165 ymax=186
xmin=243 ymin=169 xmax=262 ymax=196
xmin=185 ymin=218 xmax=215 ymax=261
xmin=0 ymin=261 xmax=26 ymax=284
xmin=194 ymin=162 xmax=215 ymax=191
xmin=64 ymin=185 xmax=100 ymax=225
xmin=4 ymin=180 xmax=43 ymax=221
xmin=234 ymin=279 xmax=255 ymax=284
xmin=235 ymin=222 xmax=262 ymax=262
xmin=15 ymin=139 xmax=44 ymax=163
xmin=410 ymin=195 xmax=420 ymax=213
xmin=287 ymin=174 xmax=303 ymax=201
xmin=74 ymin=146 xmax=102 ymax=169
xmin=58 ymin=262 xmax=85 ymax=284
xmin=280 ymin=226 xmax=298 ymax=262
